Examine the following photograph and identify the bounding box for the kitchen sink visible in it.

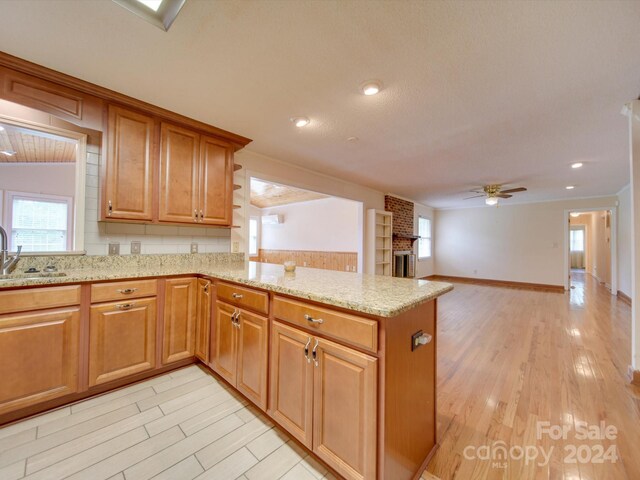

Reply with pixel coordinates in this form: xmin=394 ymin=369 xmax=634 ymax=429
xmin=0 ymin=272 xmax=67 ymax=281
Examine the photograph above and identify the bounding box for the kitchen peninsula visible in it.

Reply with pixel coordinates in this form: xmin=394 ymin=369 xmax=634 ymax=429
xmin=0 ymin=254 xmax=452 ymax=480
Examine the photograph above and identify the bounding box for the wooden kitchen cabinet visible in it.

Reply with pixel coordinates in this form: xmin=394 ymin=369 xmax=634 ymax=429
xmin=163 ymin=278 xmax=197 ymax=364
xmin=0 ymin=308 xmax=80 ymax=415
xmin=199 ymin=136 xmax=234 ymax=225
xmin=270 ymin=321 xmax=377 ymax=480
xmin=195 ymin=278 xmax=212 ymax=363
xmin=211 ymin=301 xmax=268 ymax=410
xmin=103 ymin=105 xmax=155 ymax=221
xmin=89 ymin=298 xmax=157 ymax=386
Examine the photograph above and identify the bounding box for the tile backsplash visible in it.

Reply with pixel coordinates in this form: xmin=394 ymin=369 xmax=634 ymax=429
xmin=83 ymin=147 xmax=231 ymax=256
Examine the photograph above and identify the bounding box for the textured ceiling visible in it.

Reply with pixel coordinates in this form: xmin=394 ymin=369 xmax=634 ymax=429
xmin=0 ymin=0 xmax=638 ymax=207
xmin=250 ymin=178 xmax=328 ymax=208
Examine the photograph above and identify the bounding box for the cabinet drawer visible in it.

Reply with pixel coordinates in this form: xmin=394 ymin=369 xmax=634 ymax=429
xmin=273 ymin=297 xmax=378 ymax=353
xmin=217 ymin=282 xmax=268 ymax=315
xmin=0 ymin=285 xmax=81 ymax=315
xmin=91 ymin=279 xmax=157 ymax=303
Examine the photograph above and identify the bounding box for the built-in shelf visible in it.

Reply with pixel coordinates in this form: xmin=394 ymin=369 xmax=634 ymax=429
xmin=367 ymin=209 xmax=393 ymax=277
xmin=234 ymin=163 xmax=242 ymax=171
xmin=233 ymin=204 xmax=241 ymax=209
xmin=233 ymin=184 xmax=242 ymax=190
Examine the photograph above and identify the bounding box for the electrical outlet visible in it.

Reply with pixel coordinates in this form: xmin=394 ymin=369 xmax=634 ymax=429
xmin=108 ymin=242 xmax=120 ymax=255
xmin=190 ymin=242 xmax=198 ymax=254
xmin=232 ymin=241 xmax=239 ymax=253
xmin=131 ymin=241 xmax=141 ymax=255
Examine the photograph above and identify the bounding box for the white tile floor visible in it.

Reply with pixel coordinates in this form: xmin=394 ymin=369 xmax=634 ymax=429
xmin=0 ymin=366 xmax=336 ymax=480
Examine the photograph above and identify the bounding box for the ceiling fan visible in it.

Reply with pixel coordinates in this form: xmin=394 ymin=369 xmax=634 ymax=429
xmin=464 ymin=184 xmax=527 ymax=206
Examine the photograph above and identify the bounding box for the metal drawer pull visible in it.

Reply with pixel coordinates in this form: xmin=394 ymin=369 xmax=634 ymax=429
xmin=117 ymin=288 xmax=138 ymax=295
xmin=304 ymin=337 xmax=311 ymax=364
xmin=304 ymin=314 xmax=324 ymax=325
xmin=312 ymin=339 xmax=319 ymax=367
xmin=116 ymin=303 xmax=135 ymax=310
xmin=232 ymin=293 xmax=243 ymax=299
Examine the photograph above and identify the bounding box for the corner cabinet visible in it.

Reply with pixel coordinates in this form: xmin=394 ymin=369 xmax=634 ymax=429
xmin=103 ymin=105 xmax=155 ymax=221
xmin=195 ymin=278 xmax=212 ymax=363
xmin=163 ymin=278 xmax=197 ymax=364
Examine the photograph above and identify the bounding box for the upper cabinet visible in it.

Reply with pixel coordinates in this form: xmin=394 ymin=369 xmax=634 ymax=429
xmin=159 ymin=123 xmax=233 ymax=225
xmin=104 ymin=106 xmax=156 ymax=221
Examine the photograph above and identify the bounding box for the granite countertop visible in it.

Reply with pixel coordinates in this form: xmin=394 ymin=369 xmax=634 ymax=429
xmin=0 ymin=254 xmax=453 ymax=317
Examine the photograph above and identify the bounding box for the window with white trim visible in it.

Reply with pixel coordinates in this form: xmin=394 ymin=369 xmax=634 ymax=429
xmin=418 ymin=216 xmax=432 ymax=259
xmin=6 ymin=192 xmax=73 ymax=252
xmin=249 ymin=216 xmax=259 ymax=255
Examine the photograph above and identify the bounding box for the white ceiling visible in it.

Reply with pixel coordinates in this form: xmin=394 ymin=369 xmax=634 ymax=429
xmin=1 ymin=0 xmax=639 ymax=208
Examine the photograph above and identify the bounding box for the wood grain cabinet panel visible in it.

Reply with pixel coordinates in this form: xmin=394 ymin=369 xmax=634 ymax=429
xmin=211 ymin=301 xmax=238 ymax=385
xmin=0 ymin=285 xmax=81 ymax=315
xmin=236 ymin=309 xmax=268 ymax=410
xmin=159 ymin=123 xmax=199 ymax=223
xmin=162 ymin=278 xmax=197 ymax=364
xmin=199 ymin=136 xmax=233 ymax=225
xmin=0 ymin=308 xmax=80 ymax=415
xmin=89 ymin=298 xmax=156 ymax=386
xmin=313 ymin=338 xmax=377 ymax=480
xmin=104 ymin=105 xmax=155 ymax=221
xmin=195 ymin=279 xmax=211 ymax=363
xmin=269 ymin=321 xmax=314 ymax=448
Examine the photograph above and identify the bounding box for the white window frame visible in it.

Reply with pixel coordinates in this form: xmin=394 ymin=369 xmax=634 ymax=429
xmin=418 ymin=216 xmax=432 ymax=260
xmin=4 ymin=191 xmax=74 ymax=252
xmin=248 ymin=216 xmax=259 ymax=256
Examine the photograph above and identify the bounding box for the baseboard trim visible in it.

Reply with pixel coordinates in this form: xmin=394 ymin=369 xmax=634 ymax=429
xmin=618 ymin=290 xmax=632 ymax=306
xmin=628 ymin=366 xmax=640 ymax=386
xmin=424 ymin=275 xmax=564 ymax=293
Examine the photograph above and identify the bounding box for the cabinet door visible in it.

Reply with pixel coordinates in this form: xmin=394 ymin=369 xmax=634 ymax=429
xmin=269 ymin=321 xmax=314 ymax=448
xmin=0 ymin=308 xmax=80 ymax=415
xmin=199 ymin=136 xmax=233 ymax=226
xmin=104 ymin=105 xmax=155 ymax=221
xmin=313 ymin=338 xmax=377 ymax=480
xmin=163 ymin=278 xmax=197 ymax=364
xmin=159 ymin=123 xmax=200 ymax=223
xmin=89 ymin=298 xmax=156 ymax=386
xmin=210 ymin=301 xmax=238 ymax=385
xmin=236 ymin=309 xmax=268 ymax=411
xmin=195 ymin=279 xmax=212 ymax=363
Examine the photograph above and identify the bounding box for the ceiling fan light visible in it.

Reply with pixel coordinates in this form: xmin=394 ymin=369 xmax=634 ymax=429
xmin=485 ymin=197 xmax=498 ymax=206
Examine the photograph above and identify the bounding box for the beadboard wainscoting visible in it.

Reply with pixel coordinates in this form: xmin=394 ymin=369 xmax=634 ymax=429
xmin=254 ymin=249 xmax=358 ymax=272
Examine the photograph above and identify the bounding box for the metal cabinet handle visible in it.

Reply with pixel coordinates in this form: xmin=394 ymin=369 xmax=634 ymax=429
xmin=232 ymin=293 xmax=244 ymax=299
xmin=108 ymin=200 xmax=113 ymax=216
xmin=204 ymin=283 xmax=209 ymax=293
xmin=231 ymin=309 xmax=238 ymax=324
xmin=200 ymin=210 xmax=204 ymax=221
xmin=304 ymin=337 xmax=311 ymax=364
xmin=235 ymin=311 xmax=241 ymax=329
xmin=194 ymin=209 xmax=198 ymax=222
xmin=305 ymin=314 xmax=324 ymax=325
xmin=116 ymin=303 xmax=135 ymax=310
xmin=117 ymin=288 xmax=137 ymax=295
xmin=312 ymin=339 xmax=319 ymax=367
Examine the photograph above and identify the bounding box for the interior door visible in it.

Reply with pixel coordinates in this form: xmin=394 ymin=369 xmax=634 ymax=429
xmin=236 ymin=308 xmax=268 ymax=411
xmin=211 ymin=301 xmax=238 ymax=385
xmin=162 ymin=278 xmax=197 ymax=364
xmin=159 ymin=123 xmax=199 ymax=223
xmin=199 ymin=136 xmax=233 ymax=225
xmin=312 ymin=337 xmax=377 ymax=480
xmin=269 ymin=321 xmax=313 ymax=448
xmin=105 ymin=105 xmax=155 ymax=221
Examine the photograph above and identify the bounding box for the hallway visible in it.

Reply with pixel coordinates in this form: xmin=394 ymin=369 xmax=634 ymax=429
xmin=425 ymin=276 xmax=640 ymax=479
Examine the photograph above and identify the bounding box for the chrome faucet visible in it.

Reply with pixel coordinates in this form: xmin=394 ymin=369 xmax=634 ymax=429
xmin=0 ymin=226 xmax=22 ymax=275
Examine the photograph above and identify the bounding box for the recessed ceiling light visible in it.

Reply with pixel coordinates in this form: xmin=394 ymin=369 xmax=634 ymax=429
xmin=566 ymin=185 xmax=575 ymax=190
xmin=571 ymin=162 xmax=583 ymax=169
xmin=570 ymin=212 xmax=581 ymax=218
xmin=485 ymin=197 xmax=498 ymax=206
xmin=347 ymin=136 xmax=359 ymax=142
xmin=0 ymin=150 xmax=16 ymax=156
xmin=290 ymin=116 xmax=310 ymax=128
xmin=360 ymin=80 xmax=382 ymax=96
xmin=0 ymin=126 xmax=4 ymax=131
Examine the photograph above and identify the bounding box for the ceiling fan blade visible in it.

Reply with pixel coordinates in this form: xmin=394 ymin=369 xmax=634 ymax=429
xmin=496 ymin=194 xmax=513 ymax=198
xmin=500 ymin=187 xmax=527 ymax=194
xmin=463 ymin=194 xmax=486 ymax=200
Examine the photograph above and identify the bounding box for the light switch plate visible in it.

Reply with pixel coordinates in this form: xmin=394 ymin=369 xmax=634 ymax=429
xmin=108 ymin=243 xmax=120 ymax=255
xmin=232 ymin=241 xmax=239 ymax=253
xmin=131 ymin=241 xmax=141 ymax=254
xmin=190 ymin=242 xmax=198 ymax=254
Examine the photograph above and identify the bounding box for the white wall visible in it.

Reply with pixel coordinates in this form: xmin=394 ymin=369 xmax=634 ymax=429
xmin=414 ymin=202 xmax=435 ymax=278
xmin=0 ymin=163 xmax=76 ymax=197
xmin=618 ymin=185 xmax=632 ymax=297
xmin=435 ymin=196 xmax=618 ymax=286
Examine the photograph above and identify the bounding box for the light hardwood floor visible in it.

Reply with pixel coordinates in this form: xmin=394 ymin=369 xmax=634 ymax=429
xmin=1 ymin=272 xmax=638 ymax=480
xmin=0 ymin=366 xmax=334 ymax=480
xmin=424 ymin=271 xmax=640 ymax=480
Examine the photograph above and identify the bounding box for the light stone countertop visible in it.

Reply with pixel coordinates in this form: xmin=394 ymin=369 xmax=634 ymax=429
xmin=0 ymin=255 xmax=453 ymax=317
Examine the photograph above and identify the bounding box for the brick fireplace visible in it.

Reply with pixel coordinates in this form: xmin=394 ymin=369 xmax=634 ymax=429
xmin=384 ymin=195 xmax=415 ymax=251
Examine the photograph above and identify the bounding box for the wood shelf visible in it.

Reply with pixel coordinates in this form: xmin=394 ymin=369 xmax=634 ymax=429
xmin=233 ymin=204 xmax=241 ymax=209
xmin=367 ymin=209 xmax=393 ymax=277
xmin=233 ymin=163 xmax=242 ymax=171
xmin=233 ymin=184 xmax=242 ymax=190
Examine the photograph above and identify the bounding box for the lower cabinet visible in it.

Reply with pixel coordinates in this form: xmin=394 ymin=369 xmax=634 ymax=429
xmin=195 ymin=278 xmax=212 ymax=363
xmin=211 ymin=301 xmax=268 ymax=410
xmin=270 ymin=321 xmax=378 ymax=480
xmin=89 ymin=298 xmax=157 ymax=386
xmin=163 ymin=277 xmax=197 ymax=364
xmin=0 ymin=308 xmax=80 ymax=415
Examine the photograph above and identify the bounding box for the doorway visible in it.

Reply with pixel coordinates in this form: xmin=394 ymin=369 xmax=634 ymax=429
xmin=565 ymin=209 xmax=616 ymax=294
